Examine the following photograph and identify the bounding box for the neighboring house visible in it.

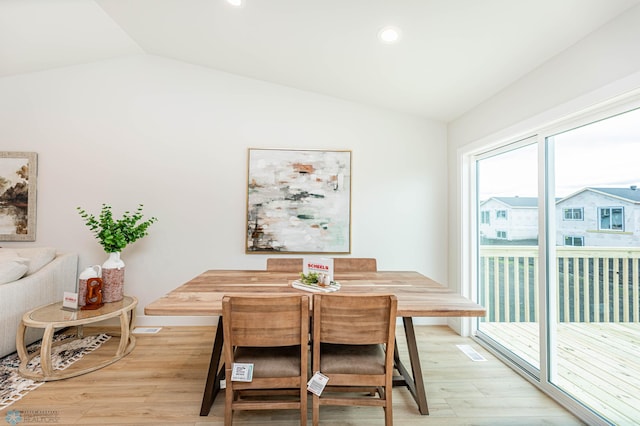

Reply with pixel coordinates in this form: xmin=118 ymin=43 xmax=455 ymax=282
xmin=479 ymin=197 xmax=538 ymax=243
xmin=480 ymin=188 xmax=640 ymax=247
xmin=556 ymin=187 xmax=640 ymax=247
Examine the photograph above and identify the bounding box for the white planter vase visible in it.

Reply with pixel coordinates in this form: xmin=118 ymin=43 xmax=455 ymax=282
xmin=102 ymin=252 xmax=125 ymax=303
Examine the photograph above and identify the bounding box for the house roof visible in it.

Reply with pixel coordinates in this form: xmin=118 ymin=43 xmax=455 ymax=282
xmin=480 ymin=197 xmax=538 ymax=208
xmin=483 ymin=188 xmax=640 ymax=208
xmin=578 ymin=187 xmax=640 ymax=203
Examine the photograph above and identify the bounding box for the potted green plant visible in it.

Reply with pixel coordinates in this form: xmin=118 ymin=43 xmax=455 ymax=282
xmin=77 ymin=204 xmax=157 ymax=302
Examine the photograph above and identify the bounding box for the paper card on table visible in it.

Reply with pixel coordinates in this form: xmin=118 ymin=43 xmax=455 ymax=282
xmin=303 ymin=257 xmax=334 ymax=283
xmin=231 ymin=363 xmax=254 ymax=382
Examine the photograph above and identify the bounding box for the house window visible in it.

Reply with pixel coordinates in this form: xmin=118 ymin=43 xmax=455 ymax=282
xmin=496 ymin=230 xmax=507 ymax=239
xmin=564 ymin=236 xmax=584 ymax=246
xmin=599 ymin=207 xmax=624 ymax=230
xmin=496 ymin=210 xmax=507 ymax=219
xmin=563 ymin=208 xmax=583 ymax=220
xmin=480 ymin=211 xmax=490 ymax=224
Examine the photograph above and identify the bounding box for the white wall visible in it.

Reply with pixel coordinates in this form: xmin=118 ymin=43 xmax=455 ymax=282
xmin=448 ymin=4 xmax=640 ymax=148
xmin=0 ymin=54 xmax=447 ymax=324
xmin=447 ymin=4 xmax=640 ymax=333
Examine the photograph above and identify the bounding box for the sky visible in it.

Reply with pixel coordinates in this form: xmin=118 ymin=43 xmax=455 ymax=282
xmin=478 ymin=107 xmax=640 ymax=199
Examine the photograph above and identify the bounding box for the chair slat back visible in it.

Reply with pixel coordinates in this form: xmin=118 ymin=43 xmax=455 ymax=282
xmin=313 ymin=294 xmax=397 ymax=345
xmin=333 ymin=258 xmax=377 ymax=272
xmin=223 ymin=295 xmax=309 ymax=347
xmin=266 ymin=258 xmax=303 ymax=272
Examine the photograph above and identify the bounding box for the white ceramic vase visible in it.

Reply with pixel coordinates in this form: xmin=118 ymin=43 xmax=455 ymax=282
xmin=102 ymin=252 xmax=125 ymax=303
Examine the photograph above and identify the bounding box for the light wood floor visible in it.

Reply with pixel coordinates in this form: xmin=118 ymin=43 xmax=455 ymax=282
xmin=481 ymin=321 xmax=640 ymax=425
xmin=4 ymin=325 xmax=583 ymax=425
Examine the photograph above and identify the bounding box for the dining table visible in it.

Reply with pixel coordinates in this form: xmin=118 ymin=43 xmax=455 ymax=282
xmin=144 ymin=270 xmax=486 ymax=416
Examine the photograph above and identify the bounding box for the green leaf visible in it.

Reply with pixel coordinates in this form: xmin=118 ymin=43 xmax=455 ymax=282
xmin=77 ymin=204 xmax=157 ymax=252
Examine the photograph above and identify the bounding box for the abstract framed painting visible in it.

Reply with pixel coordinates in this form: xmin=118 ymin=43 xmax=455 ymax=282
xmin=0 ymin=152 xmax=37 ymax=241
xmin=246 ymin=148 xmax=351 ymax=254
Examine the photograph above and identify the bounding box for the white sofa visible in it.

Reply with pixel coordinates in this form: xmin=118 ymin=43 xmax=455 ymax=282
xmin=0 ymin=248 xmax=78 ymax=358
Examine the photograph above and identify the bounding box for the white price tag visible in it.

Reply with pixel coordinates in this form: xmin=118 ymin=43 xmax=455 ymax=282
xmin=231 ymin=363 xmax=254 ymax=382
xmin=307 ymin=371 xmax=329 ymax=396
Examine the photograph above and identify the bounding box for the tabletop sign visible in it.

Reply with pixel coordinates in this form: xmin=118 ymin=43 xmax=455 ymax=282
xmin=303 ymin=257 xmax=334 ymax=285
xmin=62 ymin=292 xmax=79 ymax=311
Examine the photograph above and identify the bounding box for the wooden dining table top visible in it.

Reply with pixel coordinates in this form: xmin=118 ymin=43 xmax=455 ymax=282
xmin=144 ymin=270 xmax=486 ymax=318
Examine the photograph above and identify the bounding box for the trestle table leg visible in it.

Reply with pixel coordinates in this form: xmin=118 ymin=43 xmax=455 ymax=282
xmin=200 ymin=316 xmax=225 ymax=416
xmin=392 ymin=317 xmax=429 ymax=415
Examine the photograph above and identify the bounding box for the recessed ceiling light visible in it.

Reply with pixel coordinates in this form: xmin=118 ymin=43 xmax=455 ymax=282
xmin=378 ymin=26 xmax=401 ymax=44
xmin=226 ymin=0 xmax=243 ymax=7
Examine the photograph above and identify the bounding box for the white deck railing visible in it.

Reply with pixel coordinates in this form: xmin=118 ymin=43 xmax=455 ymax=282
xmin=479 ymin=246 xmax=640 ymax=323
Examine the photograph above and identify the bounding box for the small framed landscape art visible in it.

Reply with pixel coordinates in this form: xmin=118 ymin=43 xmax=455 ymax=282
xmin=0 ymin=152 xmax=37 ymax=241
xmin=246 ymin=148 xmax=351 ymax=254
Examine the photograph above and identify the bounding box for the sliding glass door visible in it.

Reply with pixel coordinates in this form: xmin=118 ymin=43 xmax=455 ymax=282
xmin=475 ymin=139 xmax=540 ymax=374
xmin=547 ymin=107 xmax=640 ymax=425
xmin=472 ymin=102 xmax=640 ymax=424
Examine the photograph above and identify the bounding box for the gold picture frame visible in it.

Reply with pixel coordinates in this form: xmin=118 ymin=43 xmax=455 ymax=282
xmin=246 ymin=148 xmax=351 ymax=254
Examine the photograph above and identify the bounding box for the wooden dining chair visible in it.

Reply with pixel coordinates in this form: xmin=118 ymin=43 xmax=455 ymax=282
xmin=222 ymin=295 xmax=310 ymax=426
xmin=311 ymin=293 xmax=397 ymax=426
xmin=333 ymin=257 xmax=377 ymax=272
xmin=266 ymin=257 xmax=303 ymax=272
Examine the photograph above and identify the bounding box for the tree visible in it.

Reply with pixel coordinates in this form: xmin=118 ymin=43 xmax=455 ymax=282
xmin=16 ymin=165 xmax=29 ymax=180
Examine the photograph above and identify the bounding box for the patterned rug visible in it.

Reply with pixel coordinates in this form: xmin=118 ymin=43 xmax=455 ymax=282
xmin=0 ymin=333 xmax=111 ymax=411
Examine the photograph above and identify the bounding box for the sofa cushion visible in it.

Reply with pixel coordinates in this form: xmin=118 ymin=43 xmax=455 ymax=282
xmin=0 ymin=260 xmax=29 ymax=284
xmin=16 ymin=247 xmax=57 ymax=275
xmin=0 ymin=249 xmax=30 ymax=267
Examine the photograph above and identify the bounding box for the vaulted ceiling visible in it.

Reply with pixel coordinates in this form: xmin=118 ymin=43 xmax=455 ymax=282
xmin=1 ymin=0 xmax=638 ymax=122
